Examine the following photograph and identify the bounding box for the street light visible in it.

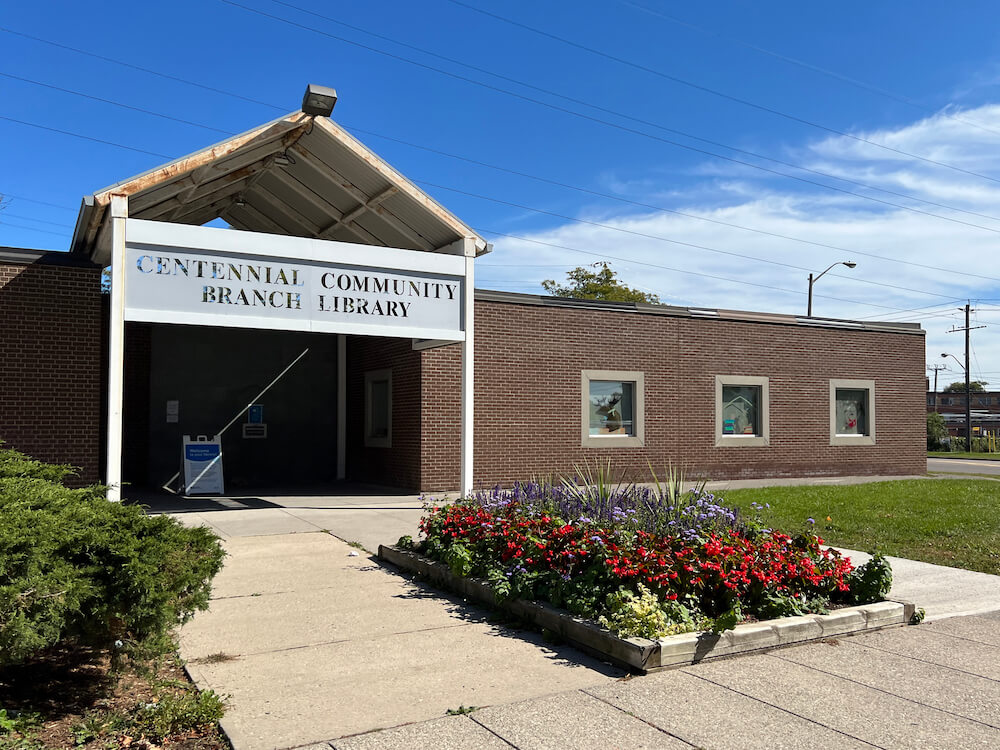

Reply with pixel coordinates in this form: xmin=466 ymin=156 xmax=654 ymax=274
xmin=807 ymin=261 xmax=856 ymax=317
xmin=941 ymin=352 xmax=964 ymax=371
xmin=941 ymin=352 xmax=973 ymax=453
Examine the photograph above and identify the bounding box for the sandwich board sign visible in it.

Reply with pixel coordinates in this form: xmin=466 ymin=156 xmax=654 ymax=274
xmin=182 ymin=435 xmax=225 ymax=495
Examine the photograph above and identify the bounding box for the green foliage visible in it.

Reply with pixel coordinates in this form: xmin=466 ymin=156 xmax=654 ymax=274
xmin=69 ymin=689 xmax=225 ymax=745
xmin=0 ymin=447 xmax=226 ymax=666
xmin=597 ymin=584 xmax=702 ymax=639
xmin=131 ymin=689 xmax=226 ymax=741
xmin=942 ymin=380 xmax=987 ymax=393
xmin=445 ymin=705 xmax=478 ymax=715
xmin=0 ymin=445 xmax=75 ymax=484
xmin=845 ymin=553 xmax=893 ymax=604
xmin=723 ymin=479 xmax=1000 ymax=576
xmin=926 ymin=412 xmax=949 ymax=450
xmin=705 ymin=600 xmax=743 ymax=635
xmin=443 ymin=542 xmax=473 ymax=578
xmin=541 ymin=262 xmax=660 ymax=303
xmin=396 ymin=535 xmax=414 ymax=549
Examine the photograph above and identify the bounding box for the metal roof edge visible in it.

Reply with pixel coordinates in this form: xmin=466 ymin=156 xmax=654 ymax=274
xmin=0 ymin=246 xmax=100 ymax=268
xmin=473 ymin=289 xmax=924 ymax=335
xmin=318 ymin=118 xmax=488 ymax=253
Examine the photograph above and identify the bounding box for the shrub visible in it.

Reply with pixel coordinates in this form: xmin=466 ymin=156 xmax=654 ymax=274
xmin=0 ymin=446 xmax=225 ymax=666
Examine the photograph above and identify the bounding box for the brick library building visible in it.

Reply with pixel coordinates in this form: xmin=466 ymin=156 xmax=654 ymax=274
xmin=0 ymin=96 xmax=927 ymax=498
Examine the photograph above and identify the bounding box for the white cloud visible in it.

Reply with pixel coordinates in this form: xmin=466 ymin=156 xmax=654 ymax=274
xmin=479 ymin=103 xmax=1000 ymax=386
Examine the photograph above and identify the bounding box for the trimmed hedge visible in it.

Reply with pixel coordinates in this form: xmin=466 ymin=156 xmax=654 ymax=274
xmin=0 ymin=446 xmax=225 ymax=665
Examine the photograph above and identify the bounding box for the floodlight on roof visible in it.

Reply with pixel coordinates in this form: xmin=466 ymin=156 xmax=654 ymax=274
xmin=302 ymin=84 xmax=338 ymax=117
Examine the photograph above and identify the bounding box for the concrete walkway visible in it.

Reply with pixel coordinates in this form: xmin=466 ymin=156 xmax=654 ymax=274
xmin=148 ymin=479 xmax=1000 ymax=749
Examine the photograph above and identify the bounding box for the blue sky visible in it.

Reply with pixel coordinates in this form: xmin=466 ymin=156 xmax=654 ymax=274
xmin=3 ymin=0 xmax=1000 ymax=386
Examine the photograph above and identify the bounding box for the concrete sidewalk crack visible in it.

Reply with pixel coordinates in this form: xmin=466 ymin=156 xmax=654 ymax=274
xmin=581 ymin=688 xmax=701 ymax=748
xmin=766 ymin=652 xmax=1000 ymax=730
xmin=679 ymin=670 xmax=886 ymax=749
xmin=834 ymin=638 xmax=1000 ymax=684
xmin=468 ymin=715 xmax=521 ymax=748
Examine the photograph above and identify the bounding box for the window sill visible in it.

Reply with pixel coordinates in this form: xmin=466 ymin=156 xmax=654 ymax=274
xmin=830 ymin=434 xmax=876 ymax=447
xmin=581 ymin=435 xmax=644 ymax=449
xmin=715 ymin=435 xmax=769 ymax=447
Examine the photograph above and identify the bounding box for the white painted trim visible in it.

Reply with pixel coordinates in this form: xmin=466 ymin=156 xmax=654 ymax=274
xmin=125 ymin=219 xmax=466 ymax=276
xmin=122 ymin=308 xmax=464 ymax=341
xmin=337 ymin=334 xmax=346 ymax=480
xmin=364 ymin=369 xmax=392 ymax=448
xmin=715 ymin=375 xmax=770 ymax=447
xmin=106 ymin=195 xmax=128 ymax=502
xmin=830 ymin=378 xmax=877 ymax=446
xmin=581 ymin=370 xmax=645 ymax=448
xmin=460 ymin=251 xmax=475 ymax=496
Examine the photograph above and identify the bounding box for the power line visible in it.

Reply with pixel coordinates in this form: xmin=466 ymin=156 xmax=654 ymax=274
xmin=477 ymin=228 xmax=932 ymax=313
xmin=348 ymin=125 xmax=1000 ymax=285
xmin=237 ymin=2 xmax=1000 ymax=232
xmin=0 ymin=109 xmax=979 ymax=301
xmin=442 ymin=0 xmax=1000 ymax=186
xmin=0 ymin=26 xmax=285 ymax=112
xmin=417 ymin=179 xmax=962 ymax=301
xmin=0 ymin=72 xmax=235 ymax=135
xmin=0 ymin=193 xmax=76 ymax=211
xmin=0 ymin=220 xmax=70 ymax=237
xmin=0 ymin=212 xmax=74 ymax=228
xmin=217 ymin=1 xmax=1000 ymax=237
xmin=617 ymin=0 xmax=1000 ymax=140
xmin=9 ymin=18 xmax=1000 ymax=243
xmin=0 ymin=115 xmax=171 ymax=158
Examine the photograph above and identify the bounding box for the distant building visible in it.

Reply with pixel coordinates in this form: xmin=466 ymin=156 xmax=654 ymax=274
xmin=927 ymin=391 xmax=1000 ymax=437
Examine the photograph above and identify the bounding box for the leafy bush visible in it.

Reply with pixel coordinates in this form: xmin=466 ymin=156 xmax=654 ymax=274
xmin=845 ymin=553 xmax=893 ymax=604
xmin=926 ymin=412 xmax=948 ymax=450
xmin=0 ymin=446 xmax=225 ymax=666
xmin=597 ymin=583 xmax=703 ymax=639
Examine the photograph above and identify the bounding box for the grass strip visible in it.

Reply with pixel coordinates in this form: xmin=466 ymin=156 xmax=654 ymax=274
xmin=722 ymin=479 xmax=1000 ymax=576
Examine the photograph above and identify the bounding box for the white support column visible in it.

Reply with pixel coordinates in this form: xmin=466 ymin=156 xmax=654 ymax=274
xmin=106 ymin=195 xmax=128 ymax=501
xmin=337 ymin=334 xmax=347 ymax=480
xmin=460 ymin=245 xmax=476 ymax=496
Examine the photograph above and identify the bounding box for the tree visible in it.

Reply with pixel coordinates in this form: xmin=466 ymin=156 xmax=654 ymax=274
xmin=942 ymin=381 xmax=988 ymax=393
xmin=926 ymin=412 xmax=948 ymax=450
xmin=541 ymin=262 xmax=659 ymax=303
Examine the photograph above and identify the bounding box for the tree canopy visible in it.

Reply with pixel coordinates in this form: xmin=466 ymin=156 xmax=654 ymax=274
xmin=541 ymin=262 xmax=660 ymax=304
xmin=942 ymin=380 xmax=988 ymax=393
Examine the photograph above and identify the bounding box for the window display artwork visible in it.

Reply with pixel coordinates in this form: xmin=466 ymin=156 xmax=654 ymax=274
xmin=722 ymin=385 xmax=760 ymax=436
xmin=836 ymin=388 xmax=868 ymax=435
xmin=589 ymin=380 xmax=635 ymax=436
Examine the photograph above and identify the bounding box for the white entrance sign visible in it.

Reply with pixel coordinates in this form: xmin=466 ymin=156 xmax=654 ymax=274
xmin=123 ymin=220 xmax=466 ymax=341
xmin=182 ymin=435 xmax=225 ymax=495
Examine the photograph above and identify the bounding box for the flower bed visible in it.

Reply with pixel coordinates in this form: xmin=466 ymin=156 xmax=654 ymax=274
xmin=402 ymin=472 xmax=893 ymax=640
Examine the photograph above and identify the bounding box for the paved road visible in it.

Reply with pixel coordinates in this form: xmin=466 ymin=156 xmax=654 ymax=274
xmin=929 ymin=456 xmax=1000 ymax=477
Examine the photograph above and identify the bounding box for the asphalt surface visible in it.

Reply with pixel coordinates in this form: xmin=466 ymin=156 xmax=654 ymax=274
xmin=929 ymin=456 xmax=1000 ymax=477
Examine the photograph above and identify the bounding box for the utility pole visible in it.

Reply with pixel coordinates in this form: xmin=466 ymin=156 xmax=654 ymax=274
xmin=928 ymin=364 xmax=947 ymax=409
xmin=947 ymin=303 xmax=986 ymax=453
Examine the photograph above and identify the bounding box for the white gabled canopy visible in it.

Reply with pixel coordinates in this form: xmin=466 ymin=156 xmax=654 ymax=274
xmin=72 ymin=111 xmax=489 ymax=265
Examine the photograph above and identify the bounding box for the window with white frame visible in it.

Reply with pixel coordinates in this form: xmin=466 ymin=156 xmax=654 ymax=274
xmin=364 ymin=369 xmax=392 ymax=448
xmin=715 ymin=375 xmax=770 ymax=447
xmin=830 ymin=378 xmax=875 ymax=446
xmin=581 ymin=370 xmax=644 ymax=448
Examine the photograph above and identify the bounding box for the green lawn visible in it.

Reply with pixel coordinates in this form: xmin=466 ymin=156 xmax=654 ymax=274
xmin=928 ymin=451 xmax=1000 ymax=460
xmin=722 ymin=479 xmax=1000 ymax=576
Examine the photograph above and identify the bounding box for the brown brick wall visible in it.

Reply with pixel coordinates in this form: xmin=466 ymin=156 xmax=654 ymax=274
xmin=346 ymin=336 xmax=423 ymax=489
xmin=420 ymin=298 xmax=926 ymax=491
xmin=0 ymin=256 xmax=103 ymax=485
